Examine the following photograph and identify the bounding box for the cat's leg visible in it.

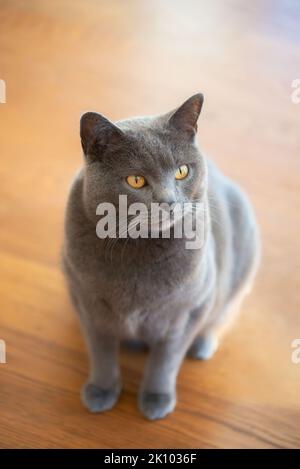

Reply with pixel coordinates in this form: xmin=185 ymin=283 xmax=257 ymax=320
xmin=66 ymin=281 xmax=122 ymax=413
xmin=67 ymin=281 xmax=122 ymax=413
xmin=122 ymin=339 xmax=147 ymax=351
xmin=187 ymin=331 xmax=219 ymax=360
xmin=187 ymin=269 xmax=256 ymax=361
xmin=138 ymin=334 xmax=193 ymax=420
xmin=187 ymin=294 xmax=243 ymax=361
xmin=80 ymin=322 xmax=121 ymax=413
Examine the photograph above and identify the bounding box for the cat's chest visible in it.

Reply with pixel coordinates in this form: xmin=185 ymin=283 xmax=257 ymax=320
xmin=117 ymin=306 xmax=169 ymax=340
xmin=101 ymin=254 xmax=204 ymax=323
xmin=119 ymin=305 xmax=189 ymax=342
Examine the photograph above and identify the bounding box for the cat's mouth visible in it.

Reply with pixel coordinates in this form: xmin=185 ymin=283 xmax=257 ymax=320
xmin=128 ymin=203 xmax=197 ymax=238
xmin=149 ymin=207 xmax=184 ymax=235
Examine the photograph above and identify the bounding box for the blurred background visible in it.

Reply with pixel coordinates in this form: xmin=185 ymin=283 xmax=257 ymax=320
xmin=0 ymin=0 xmax=299 ymax=448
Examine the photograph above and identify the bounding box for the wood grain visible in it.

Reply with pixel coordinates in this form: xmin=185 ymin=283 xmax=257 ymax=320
xmin=0 ymin=0 xmax=299 ymax=448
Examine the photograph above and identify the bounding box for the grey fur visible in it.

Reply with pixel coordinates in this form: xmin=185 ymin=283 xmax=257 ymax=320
xmin=62 ymin=94 xmax=259 ymax=420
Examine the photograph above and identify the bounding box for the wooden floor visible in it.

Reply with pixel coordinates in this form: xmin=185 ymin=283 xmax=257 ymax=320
xmin=0 ymin=0 xmax=300 ymax=449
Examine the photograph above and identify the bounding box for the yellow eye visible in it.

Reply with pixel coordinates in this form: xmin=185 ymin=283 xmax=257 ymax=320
xmin=126 ymin=175 xmax=146 ymax=189
xmin=175 ymin=164 xmax=189 ymax=180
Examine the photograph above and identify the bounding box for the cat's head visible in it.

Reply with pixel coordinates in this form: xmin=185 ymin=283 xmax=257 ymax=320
xmin=80 ymin=94 xmax=207 ymax=225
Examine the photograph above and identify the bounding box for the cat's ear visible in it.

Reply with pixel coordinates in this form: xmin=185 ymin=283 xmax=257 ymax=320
xmin=168 ymin=93 xmax=204 ymax=137
xmin=80 ymin=112 xmax=124 ymax=160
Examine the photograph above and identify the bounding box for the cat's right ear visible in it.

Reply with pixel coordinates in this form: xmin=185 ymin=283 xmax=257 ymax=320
xmin=80 ymin=112 xmax=124 ymax=161
xmin=168 ymin=93 xmax=204 ymax=138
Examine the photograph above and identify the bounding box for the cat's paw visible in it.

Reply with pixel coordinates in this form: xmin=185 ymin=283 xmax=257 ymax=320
xmin=187 ymin=334 xmax=218 ymax=360
xmin=81 ymin=382 xmax=121 ymax=413
xmin=138 ymin=391 xmax=176 ymax=420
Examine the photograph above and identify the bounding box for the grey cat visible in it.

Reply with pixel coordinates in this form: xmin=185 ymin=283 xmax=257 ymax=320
xmin=62 ymin=94 xmax=260 ymax=420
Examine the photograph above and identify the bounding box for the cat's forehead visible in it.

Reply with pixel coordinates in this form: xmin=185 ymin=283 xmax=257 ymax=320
xmin=116 ymin=115 xmax=164 ymax=148
xmin=115 ymin=115 xmax=193 ymax=167
xmin=116 ymin=115 xmax=159 ymax=133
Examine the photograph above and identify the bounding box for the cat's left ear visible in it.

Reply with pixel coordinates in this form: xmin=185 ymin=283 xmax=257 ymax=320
xmin=168 ymin=93 xmax=204 ymax=138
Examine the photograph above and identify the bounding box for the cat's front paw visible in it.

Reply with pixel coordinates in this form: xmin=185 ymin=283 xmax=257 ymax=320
xmin=138 ymin=391 xmax=176 ymax=420
xmin=81 ymin=382 xmax=121 ymax=413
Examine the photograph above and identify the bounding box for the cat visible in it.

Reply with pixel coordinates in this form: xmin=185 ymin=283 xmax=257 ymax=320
xmin=62 ymin=93 xmax=260 ymax=420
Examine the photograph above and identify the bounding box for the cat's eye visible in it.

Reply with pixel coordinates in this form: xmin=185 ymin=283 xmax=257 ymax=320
xmin=126 ymin=175 xmax=146 ymax=189
xmin=175 ymin=164 xmax=189 ymax=180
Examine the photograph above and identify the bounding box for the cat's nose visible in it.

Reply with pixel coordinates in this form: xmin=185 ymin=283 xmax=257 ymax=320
xmin=155 ymin=188 xmax=176 ymax=207
xmin=158 ymin=200 xmax=177 ymax=213
xmin=158 ymin=198 xmax=176 ymax=206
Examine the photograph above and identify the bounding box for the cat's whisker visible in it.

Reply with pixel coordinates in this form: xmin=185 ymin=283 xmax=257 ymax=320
xmin=107 ymin=214 xmax=150 ymax=263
